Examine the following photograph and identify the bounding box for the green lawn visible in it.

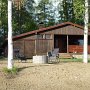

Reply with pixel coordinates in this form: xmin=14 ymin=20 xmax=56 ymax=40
xmin=60 ymin=58 xmax=90 ymax=63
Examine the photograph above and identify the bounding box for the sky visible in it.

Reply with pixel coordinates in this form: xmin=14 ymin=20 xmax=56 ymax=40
xmin=34 ymin=0 xmax=40 ymax=5
xmin=34 ymin=0 xmax=60 ymax=6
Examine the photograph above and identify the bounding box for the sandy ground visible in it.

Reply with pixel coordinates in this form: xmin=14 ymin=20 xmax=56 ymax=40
xmin=0 ymin=60 xmax=90 ymax=90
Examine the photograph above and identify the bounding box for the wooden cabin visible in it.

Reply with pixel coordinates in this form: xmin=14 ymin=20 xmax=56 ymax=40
xmin=5 ymin=22 xmax=90 ymax=58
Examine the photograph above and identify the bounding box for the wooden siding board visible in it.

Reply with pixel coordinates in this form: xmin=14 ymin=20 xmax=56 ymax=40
xmin=40 ymin=25 xmax=84 ymax=35
xmin=13 ymin=39 xmax=53 ymax=58
xmin=36 ymin=39 xmax=53 ymax=55
xmin=24 ymin=35 xmax=35 ymax=39
xmin=24 ymin=40 xmax=35 ymax=58
xmin=13 ymin=40 xmax=24 ymax=57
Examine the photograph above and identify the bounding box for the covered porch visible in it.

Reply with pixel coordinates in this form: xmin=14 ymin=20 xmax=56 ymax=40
xmin=54 ymin=35 xmax=90 ymax=54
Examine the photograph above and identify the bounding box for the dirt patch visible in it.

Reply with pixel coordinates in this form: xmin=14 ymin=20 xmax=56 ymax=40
xmin=0 ymin=60 xmax=90 ymax=90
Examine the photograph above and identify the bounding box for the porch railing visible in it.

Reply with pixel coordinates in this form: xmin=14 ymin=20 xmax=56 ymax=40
xmin=68 ymin=45 xmax=90 ymax=53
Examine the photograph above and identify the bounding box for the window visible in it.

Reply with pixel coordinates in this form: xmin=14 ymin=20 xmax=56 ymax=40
xmin=78 ymin=40 xmax=84 ymax=45
xmin=69 ymin=39 xmax=84 ymax=45
xmin=37 ymin=34 xmax=43 ymax=39
xmin=36 ymin=34 xmax=52 ymax=39
xmin=45 ymin=34 xmax=51 ymax=39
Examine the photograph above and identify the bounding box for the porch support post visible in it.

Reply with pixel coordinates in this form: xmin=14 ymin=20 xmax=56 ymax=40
xmin=35 ymin=33 xmax=37 ymax=55
xmin=23 ymin=40 xmax=25 ymax=56
xmin=52 ymin=34 xmax=54 ymax=50
xmin=35 ymin=39 xmax=36 ymax=55
xmin=67 ymin=35 xmax=69 ymax=53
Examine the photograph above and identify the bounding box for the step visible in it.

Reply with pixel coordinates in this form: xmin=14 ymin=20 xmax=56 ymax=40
xmin=59 ymin=53 xmax=73 ymax=59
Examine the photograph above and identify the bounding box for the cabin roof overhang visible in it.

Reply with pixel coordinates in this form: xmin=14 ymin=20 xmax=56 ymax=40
xmin=12 ymin=22 xmax=89 ymax=40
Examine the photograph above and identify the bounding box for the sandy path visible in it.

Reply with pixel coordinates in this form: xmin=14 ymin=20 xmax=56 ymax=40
xmin=0 ymin=60 xmax=90 ymax=90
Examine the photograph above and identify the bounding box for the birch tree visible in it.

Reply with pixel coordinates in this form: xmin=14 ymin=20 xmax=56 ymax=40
xmin=8 ymin=0 xmax=13 ymax=69
xmin=83 ymin=0 xmax=89 ymax=63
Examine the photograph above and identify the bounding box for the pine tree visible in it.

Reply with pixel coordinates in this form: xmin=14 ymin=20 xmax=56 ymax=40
xmin=12 ymin=0 xmax=38 ymax=35
xmin=58 ymin=0 xmax=75 ymax=23
xmin=73 ymin=0 xmax=85 ymax=25
xmin=35 ymin=0 xmax=56 ymax=27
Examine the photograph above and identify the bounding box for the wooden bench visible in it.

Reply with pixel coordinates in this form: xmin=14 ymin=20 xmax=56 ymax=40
xmin=59 ymin=53 xmax=73 ymax=59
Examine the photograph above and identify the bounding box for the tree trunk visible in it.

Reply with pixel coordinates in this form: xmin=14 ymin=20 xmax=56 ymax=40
xmin=83 ymin=0 xmax=89 ymax=63
xmin=8 ymin=0 xmax=13 ymax=69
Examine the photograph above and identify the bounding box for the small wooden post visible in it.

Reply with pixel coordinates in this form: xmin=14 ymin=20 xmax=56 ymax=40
xmin=35 ymin=33 xmax=37 ymax=55
xmin=67 ymin=35 xmax=69 ymax=53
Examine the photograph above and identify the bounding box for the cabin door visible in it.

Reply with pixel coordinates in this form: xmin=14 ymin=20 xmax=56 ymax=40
xmin=54 ymin=35 xmax=67 ymax=53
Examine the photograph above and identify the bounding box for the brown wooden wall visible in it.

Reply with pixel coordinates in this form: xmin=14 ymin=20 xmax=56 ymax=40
xmin=41 ymin=25 xmax=90 ymax=35
xmin=13 ymin=39 xmax=53 ymax=58
xmin=13 ymin=40 xmax=25 ymax=57
xmin=24 ymin=40 xmax=35 ymax=58
xmin=36 ymin=39 xmax=52 ymax=54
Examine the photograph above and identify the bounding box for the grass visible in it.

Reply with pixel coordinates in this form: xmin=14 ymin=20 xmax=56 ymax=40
xmin=2 ymin=66 xmax=19 ymax=79
xmin=3 ymin=66 xmax=19 ymax=75
xmin=60 ymin=58 xmax=90 ymax=62
xmin=0 ymin=56 xmax=6 ymax=59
